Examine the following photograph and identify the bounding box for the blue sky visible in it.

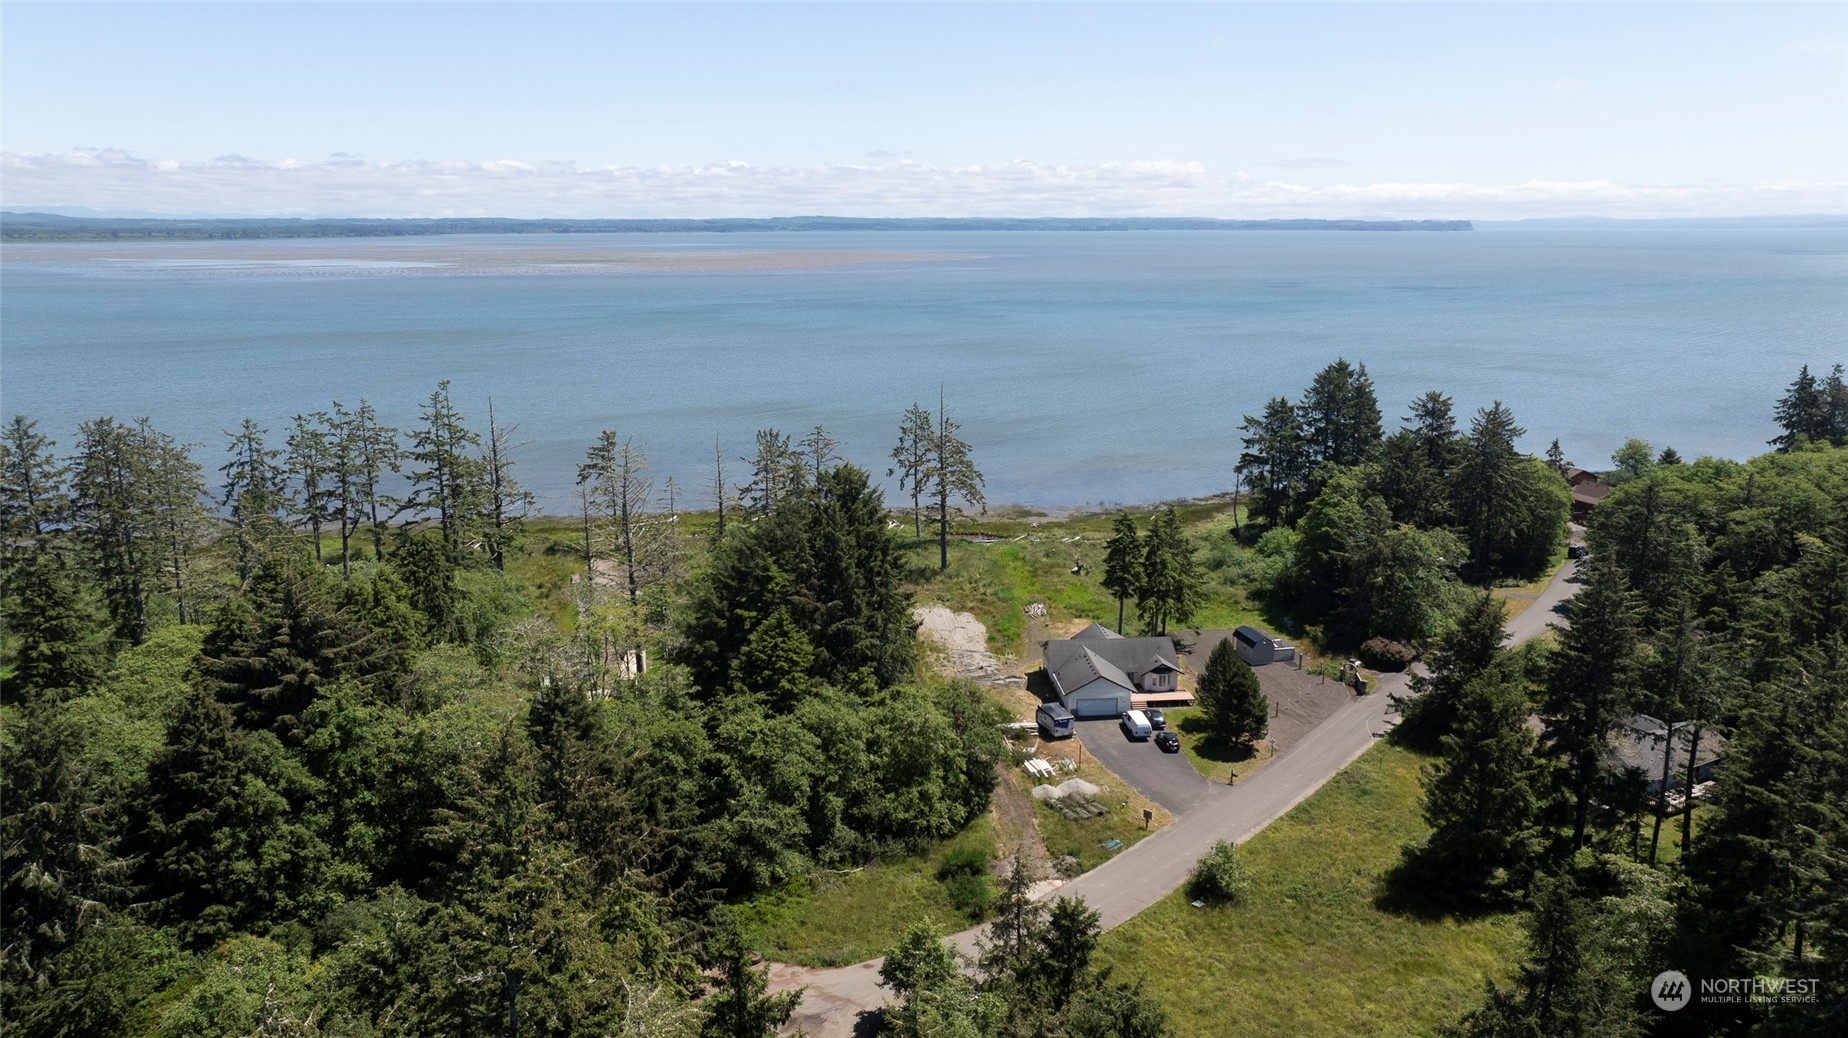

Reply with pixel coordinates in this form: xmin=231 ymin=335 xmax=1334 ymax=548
xmin=3 ymin=2 xmax=1844 ymax=218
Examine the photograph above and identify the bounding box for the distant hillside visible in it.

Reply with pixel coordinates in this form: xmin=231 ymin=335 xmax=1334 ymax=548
xmin=0 ymin=212 xmax=1473 ymax=241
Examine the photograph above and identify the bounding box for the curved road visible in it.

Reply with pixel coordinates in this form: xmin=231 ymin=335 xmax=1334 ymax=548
xmin=772 ymin=559 xmax=1580 ymax=1036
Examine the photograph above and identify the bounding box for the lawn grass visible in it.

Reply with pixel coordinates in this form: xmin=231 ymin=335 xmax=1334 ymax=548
xmin=737 ymin=817 xmax=1000 ymax=968
xmin=1161 ymin=706 xmax=1275 ymax=783
xmin=1097 ymin=742 xmax=1524 ymax=1038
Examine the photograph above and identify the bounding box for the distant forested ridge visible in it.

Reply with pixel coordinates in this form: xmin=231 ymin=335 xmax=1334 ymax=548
xmin=0 ymin=211 xmax=1473 ymax=241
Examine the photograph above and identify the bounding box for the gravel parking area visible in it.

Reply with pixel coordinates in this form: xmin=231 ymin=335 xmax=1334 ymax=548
xmin=1175 ymin=630 xmax=1359 ymax=754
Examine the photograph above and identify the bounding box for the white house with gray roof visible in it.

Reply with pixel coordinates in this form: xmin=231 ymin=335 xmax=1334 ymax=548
xmin=1041 ymin=623 xmax=1188 ymax=718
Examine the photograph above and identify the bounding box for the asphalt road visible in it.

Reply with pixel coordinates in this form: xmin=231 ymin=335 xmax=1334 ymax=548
xmin=772 ymin=559 xmax=1583 ymax=1036
xmin=1073 ymin=717 xmax=1225 ymax=815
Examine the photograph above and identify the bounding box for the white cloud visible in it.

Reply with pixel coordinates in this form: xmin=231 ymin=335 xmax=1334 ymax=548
xmin=2 ymin=148 xmax=1844 ymax=220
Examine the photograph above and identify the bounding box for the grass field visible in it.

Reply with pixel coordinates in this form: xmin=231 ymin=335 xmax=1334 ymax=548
xmin=1096 ymin=742 xmax=1524 ymax=1038
xmin=904 ymin=500 xmax=1285 ymax=662
xmin=737 ymin=818 xmax=1000 ymax=968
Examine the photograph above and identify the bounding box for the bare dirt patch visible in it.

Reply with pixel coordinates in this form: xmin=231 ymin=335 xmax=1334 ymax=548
xmin=913 ymin=605 xmax=1004 ymax=680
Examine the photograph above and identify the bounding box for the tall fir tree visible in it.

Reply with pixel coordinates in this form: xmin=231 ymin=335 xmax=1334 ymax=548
xmin=889 ymin=403 xmax=935 ymax=541
xmin=400 ymin=381 xmax=486 ymax=563
xmin=1418 ymin=658 xmax=1539 ymax=893
xmin=1101 ymin=512 xmax=1142 ymax=633
xmin=1135 ymin=507 xmax=1200 ymax=636
xmin=1196 ymin=637 xmax=1268 ymax=748
xmin=1236 ymin=396 xmax=1309 ymax=525
xmin=926 ymin=391 xmax=985 ymax=572
xmin=1539 ymin=555 xmax=1642 ymax=851
xmin=1298 ymin=358 xmax=1383 ymax=470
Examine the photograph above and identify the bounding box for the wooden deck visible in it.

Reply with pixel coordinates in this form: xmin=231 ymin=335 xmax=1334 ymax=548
xmin=1132 ymin=690 xmax=1195 ymax=709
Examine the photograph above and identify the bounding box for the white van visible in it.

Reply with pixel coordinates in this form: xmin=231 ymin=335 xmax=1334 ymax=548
xmin=1121 ymin=709 xmax=1153 ymax=740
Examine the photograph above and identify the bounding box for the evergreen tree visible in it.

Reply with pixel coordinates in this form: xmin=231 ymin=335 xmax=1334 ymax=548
xmin=1449 ymin=874 xmax=1639 ymax=1038
xmin=579 ymin=430 xmax=666 ymax=611
xmin=1454 ymin=403 xmax=1565 ymax=580
xmin=798 ymin=424 xmax=840 ymax=483
xmin=1407 ymin=591 xmax=1508 ymax=736
xmin=1408 ymin=389 xmax=1464 ymax=485
xmin=2 ymin=550 xmax=107 ymax=701
xmin=285 ymin=411 xmax=335 ymax=562
xmin=889 ymin=403 xmax=935 ymax=541
xmin=1298 ymin=358 xmax=1383 ymax=470
xmin=1340 ymin=505 xmax=1466 ymax=644
xmin=1291 ymin=468 xmax=1367 ymax=617
xmin=1135 ymin=507 xmax=1200 ymax=636
xmin=480 ymin=400 xmax=534 ymax=574
xmin=1196 ymin=637 xmax=1268 ymax=748
xmin=220 ymin=418 xmax=287 ymax=582
xmin=1770 ymin=363 xmax=1832 ymax=451
xmin=1824 ymin=362 xmax=1848 ymax=446
xmin=1 ymin=701 xmax=134 ymax=992
xmin=700 ymin=925 xmax=801 ymax=1038
xmin=676 ymin=464 xmax=915 ymax=694
xmin=1036 ymin=896 xmax=1103 ymax=1009
xmin=977 ymin=855 xmax=1047 ymax=1018
xmin=400 ymin=381 xmax=486 ymax=563
xmin=199 ymin=549 xmax=403 ymax=741
xmin=1367 ymin=429 xmax=1446 ymax=529
xmin=926 ymin=391 xmax=985 ymax=572
xmin=71 ymin=417 xmax=200 ymax=643
xmin=1101 ymin=512 xmax=1142 ymax=633
xmin=340 ymin=399 xmax=400 ymax=563
xmin=1236 ymin=396 xmax=1309 ymax=525
xmin=1545 ymin=437 xmax=1570 ymax=476
xmin=1418 ymin=658 xmax=1539 ymax=893
xmin=1539 ymin=555 xmax=1642 ymax=851
xmin=0 ymin=414 xmax=70 ymax=549
xmin=739 ymin=428 xmax=804 ymax=515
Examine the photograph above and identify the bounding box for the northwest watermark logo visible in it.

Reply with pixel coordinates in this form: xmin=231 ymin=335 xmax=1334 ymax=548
xmin=1651 ymin=971 xmax=1691 ymax=1011
xmin=1650 ymin=970 xmax=1822 ymax=1011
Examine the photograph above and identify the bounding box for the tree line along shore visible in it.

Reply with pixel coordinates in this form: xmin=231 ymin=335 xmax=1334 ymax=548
xmin=2 ymin=360 xmax=1843 ymax=1037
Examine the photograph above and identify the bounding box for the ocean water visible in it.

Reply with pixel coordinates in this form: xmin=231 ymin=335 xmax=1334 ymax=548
xmin=3 ymin=228 xmax=1844 ymax=511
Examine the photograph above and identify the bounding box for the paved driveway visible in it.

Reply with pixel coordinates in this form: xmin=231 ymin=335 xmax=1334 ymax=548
xmin=1073 ymin=717 xmax=1226 ymax=815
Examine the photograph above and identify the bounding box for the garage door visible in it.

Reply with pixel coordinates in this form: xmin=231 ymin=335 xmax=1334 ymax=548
xmin=1067 ymin=691 xmax=1127 ymax=718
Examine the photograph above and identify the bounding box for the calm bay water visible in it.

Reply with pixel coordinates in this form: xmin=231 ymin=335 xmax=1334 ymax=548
xmin=3 ymin=228 xmax=1844 ymax=511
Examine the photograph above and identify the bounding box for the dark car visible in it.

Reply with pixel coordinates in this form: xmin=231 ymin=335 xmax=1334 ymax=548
xmin=1568 ymin=544 xmax=1590 ymax=560
xmin=1154 ymin=731 xmax=1180 ymax=753
xmin=1146 ymin=708 xmax=1167 ymax=731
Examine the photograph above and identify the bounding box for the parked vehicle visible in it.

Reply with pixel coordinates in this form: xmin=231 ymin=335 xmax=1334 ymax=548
xmin=1035 ymin=702 xmax=1076 ymax=740
xmin=1146 ymin=708 xmax=1167 ymax=731
xmin=1121 ymin=709 xmax=1153 ymax=740
xmin=1568 ymin=544 xmax=1590 ymax=559
xmin=1154 ymin=730 xmax=1181 ymax=753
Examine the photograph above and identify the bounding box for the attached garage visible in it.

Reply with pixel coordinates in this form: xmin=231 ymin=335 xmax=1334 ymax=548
xmin=1062 ymin=677 xmax=1132 ymax=718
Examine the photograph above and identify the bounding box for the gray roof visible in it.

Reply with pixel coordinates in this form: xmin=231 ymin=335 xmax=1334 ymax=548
xmin=1605 ymin=714 xmax=1727 ymax=776
xmin=1071 ymin=622 xmax=1124 ymax=642
xmin=1044 ymin=633 xmax=1181 ymax=694
xmin=1048 ymin=644 xmax=1134 ymax=695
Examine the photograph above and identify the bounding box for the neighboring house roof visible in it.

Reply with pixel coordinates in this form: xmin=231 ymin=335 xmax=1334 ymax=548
xmin=1605 ymin=714 xmax=1728 ymax=777
xmin=1563 ymin=467 xmax=1601 ymax=487
xmin=1071 ymin=622 xmax=1124 ymax=641
xmin=1573 ymin=482 xmax=1613 ymax=506
xmin=1044 ymin=632 xmax=1182 ymax=694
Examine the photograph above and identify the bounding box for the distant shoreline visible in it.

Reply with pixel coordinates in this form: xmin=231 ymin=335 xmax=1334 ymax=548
xmin=0 ymin=212 xmax=1472 ymax=242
